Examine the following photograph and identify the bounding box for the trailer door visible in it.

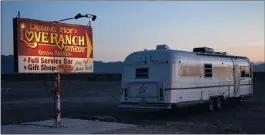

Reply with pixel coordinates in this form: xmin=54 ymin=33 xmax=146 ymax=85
xmin=231 ymin=58 xmax=240 ymax=97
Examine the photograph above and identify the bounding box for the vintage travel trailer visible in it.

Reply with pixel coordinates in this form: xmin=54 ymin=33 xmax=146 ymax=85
xmin=118 ymin=45 xmax=253 ymax=112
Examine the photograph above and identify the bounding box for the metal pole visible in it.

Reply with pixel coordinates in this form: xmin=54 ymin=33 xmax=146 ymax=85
xmin=54 ymin=17 xmax=74 ymax=23
xmin=51 ymin=13 xmax=96 ymax=128
xmin=54 ymin=73 xmax=61 ymax=128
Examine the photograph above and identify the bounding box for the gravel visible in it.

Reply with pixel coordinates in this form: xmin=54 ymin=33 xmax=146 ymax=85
xmin=2 ymin=81 xmax=265 ymax=133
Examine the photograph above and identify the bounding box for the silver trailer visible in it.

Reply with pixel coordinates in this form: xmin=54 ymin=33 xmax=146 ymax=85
xmin=119 ymin=45 xmax=253 ymax=112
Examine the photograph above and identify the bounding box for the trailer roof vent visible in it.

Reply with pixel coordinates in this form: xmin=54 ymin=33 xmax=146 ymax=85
xmin=156 ymin=44 xmax=170 ymax=50
xmin=193 ymin=47 xmax=215 ymax=54
xmin=215 ymin=52 xmax=228 ymax=55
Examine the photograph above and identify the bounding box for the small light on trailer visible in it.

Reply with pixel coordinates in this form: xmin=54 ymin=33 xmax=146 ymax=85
xmin=120 ymin=89 xmax=123 ymax=95
xmin=160 ymin=88 xmax=163 ymax=100
xmin=124 ymin=88 xmax=128 ymax=100
xmin=124 ymin=88 xmax=128 ymax=97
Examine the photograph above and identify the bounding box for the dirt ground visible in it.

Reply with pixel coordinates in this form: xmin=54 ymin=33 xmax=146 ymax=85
xmin=1 ymin=80 xmax=265 ymax=134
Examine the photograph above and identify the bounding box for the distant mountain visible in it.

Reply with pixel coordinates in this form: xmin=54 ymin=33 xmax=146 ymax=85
xmin=1 ymin=55 xmax=264 ymax=73
xmin=1 ymin=55 xmax=14 ymax=73
xmin=252 ymin=62 xmax=265 ymax=72
xmin=93 ymin=61 xmax=123 ymax=73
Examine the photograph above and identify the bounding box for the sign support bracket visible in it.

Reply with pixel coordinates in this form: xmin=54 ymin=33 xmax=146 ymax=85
xmin=16 ymin=11 xmax=20 ymax=18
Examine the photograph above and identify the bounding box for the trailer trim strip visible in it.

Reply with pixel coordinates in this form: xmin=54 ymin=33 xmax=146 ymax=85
xmin=164 ymin=84 xmax=251 ymax=90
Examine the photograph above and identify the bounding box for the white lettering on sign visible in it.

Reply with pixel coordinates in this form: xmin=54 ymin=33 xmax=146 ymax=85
xmin=18 ymin=56 xmax=93 ymax=73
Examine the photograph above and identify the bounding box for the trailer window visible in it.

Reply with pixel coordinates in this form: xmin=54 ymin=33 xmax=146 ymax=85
xmin=241 ymin=71 xmax=246 ymax=77
xmin=204 ymin=64 xmax=212 ymax=77
xmin=136 ymin=68 xmax=149 ymax=79
xmin=240 ymin=66 xmax=251 ymax=78
xmin=246 ymin=73 xmax=250 ymax=77
xmin=249 ymin=66 xmax=252 ymax=77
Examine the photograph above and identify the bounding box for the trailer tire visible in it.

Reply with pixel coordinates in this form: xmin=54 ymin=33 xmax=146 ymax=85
xmin=238 ymin=97 xmax=245 ymax=105
xmin=216 ymin=96 xmax=224 ymax=112
xmin=208 ymin=97 xmax=216 ymax=112
xmin=234 ymin=97 xmax=244 ymax=105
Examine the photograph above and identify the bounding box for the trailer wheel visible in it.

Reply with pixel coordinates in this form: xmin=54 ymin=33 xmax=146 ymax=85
xmin=234 ymin=97 xmax=244 ymax=105
xmin=216 ymin=96 xmax=224 ymax=111
xmin=208 ymin=97 xmax=216 ymax=112
xmin=240 ymin=97 xmax=245 ymax=104
xmin=238 ymin=97 xmax=245 ymax=105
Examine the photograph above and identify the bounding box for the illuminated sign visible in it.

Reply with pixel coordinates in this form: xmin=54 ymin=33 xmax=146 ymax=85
xmin=13 ymin=18 xmax=93 ymax=73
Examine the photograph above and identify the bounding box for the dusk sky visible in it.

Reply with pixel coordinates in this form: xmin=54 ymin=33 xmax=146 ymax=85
xmin=1 ymin=1 xmax=264 ymax=62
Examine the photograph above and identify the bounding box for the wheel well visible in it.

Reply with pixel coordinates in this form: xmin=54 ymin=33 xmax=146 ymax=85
xmin=209 ymin=95 xmax=224 ymax=99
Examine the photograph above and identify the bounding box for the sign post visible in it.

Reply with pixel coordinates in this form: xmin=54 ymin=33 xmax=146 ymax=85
xmin=13 ymin=13 xmax=96 ymax=128
xmin=54 ymin=73 xmax=61 ymax=128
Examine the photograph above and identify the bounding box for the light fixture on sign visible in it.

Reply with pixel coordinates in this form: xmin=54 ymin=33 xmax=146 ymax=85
xmin=74 ymin=13 xmax=97 ymax=21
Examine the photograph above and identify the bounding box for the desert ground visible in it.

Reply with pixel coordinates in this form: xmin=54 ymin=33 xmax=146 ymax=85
xmin=1 ymin=80 xmax=265 ymax=133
